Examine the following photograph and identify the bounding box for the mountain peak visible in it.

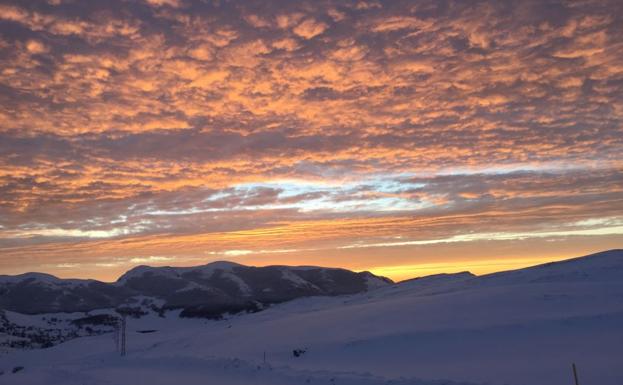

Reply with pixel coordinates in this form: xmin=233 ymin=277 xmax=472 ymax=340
xmin=116 ymin=260 xmax=244 ymax=283
xmin=0 ymin=272 xmax=62 ymax=284
xmin=0 ymin=272 xmax=94 ymax=286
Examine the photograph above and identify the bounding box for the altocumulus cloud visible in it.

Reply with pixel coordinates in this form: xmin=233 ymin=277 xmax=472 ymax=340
xmin=0 ymin=0 xmax=622 ymax=278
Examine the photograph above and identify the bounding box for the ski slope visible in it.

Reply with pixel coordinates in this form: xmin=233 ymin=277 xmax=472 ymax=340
xmin=1 ymin=250 xmax=622 ymax=385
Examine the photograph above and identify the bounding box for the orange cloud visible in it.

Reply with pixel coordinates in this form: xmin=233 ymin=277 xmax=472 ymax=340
xmin=0 ymin=0 xmax=621 ymax=279
xmin=292 ymin=18 xmax=328 ymax=39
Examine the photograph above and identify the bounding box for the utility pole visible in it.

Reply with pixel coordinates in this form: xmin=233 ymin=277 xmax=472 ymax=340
xmin=120 ymin=315 xmax=127 ymax=357
xmin=113 ymin=318 xmax=120 ymax=352
xmin=572 ymin=363 xmax=580 ymax=385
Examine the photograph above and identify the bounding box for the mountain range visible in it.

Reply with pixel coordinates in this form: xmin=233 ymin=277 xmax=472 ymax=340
xmin=0 ymin=262 xmax=392 ymax=316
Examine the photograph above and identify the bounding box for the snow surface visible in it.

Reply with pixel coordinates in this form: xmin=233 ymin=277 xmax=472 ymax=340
xmin=1 ymin=250 xmax=622 ymax=385
xmin=222 ymin=271 xmax=253 ymax=295
xmin=280 ymin=269 xmax=321 ymax=290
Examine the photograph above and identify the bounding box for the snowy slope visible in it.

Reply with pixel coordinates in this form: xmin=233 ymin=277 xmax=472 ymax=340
xmin=1 ymin=250 xmax=622 ymax=385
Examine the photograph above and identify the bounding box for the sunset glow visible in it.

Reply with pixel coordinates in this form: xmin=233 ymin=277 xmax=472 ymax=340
xmin=0 ymin=0 xmax=622 ymax=281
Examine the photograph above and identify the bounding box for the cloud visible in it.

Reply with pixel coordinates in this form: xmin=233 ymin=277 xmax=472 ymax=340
xmin=370 ymin=16 xmax=429 ymax=32
xmin=292 ymin=18 xmax=328 ymax=39
xmin=25 ymin=40 xmax=48 ymax=54
xmin=144 ymin=0 xmax=182 ymax=8
xmin=0 ymin=0 xmax=621 ymax=279
xmin=129 ymin=256 xmax=175 ymax=263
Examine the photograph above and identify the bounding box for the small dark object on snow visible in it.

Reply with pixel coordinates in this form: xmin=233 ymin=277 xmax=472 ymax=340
xmin=12 ymin=366 xmax=24 ymax=373
xmin=292 ymin=348 xmax=306 ymax=357
xmin=136 ymin=329 xmax=157 ymax=334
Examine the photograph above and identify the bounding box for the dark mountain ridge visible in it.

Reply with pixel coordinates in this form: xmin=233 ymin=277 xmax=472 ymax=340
xmin=0 ymin=261 xmax=392 ymax=316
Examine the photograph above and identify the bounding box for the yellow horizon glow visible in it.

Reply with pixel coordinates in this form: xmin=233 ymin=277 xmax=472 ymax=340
xmin=363 ymin=256 xmax=576 ymax=282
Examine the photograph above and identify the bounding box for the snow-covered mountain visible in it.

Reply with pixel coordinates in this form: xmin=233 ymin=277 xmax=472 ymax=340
xmin=1 ymin=249 xmax=622 ymax=385
xmin=0 ymin=272 xmax=131 ymax=314
xmin=0 ymin=262 xmax=392 ymax=315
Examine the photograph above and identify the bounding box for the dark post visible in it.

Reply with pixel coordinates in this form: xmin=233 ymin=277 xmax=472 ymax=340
xmin=113 ymin=318 xmax=120 ymax=352
xmin=572 ymin=363 xmax=580 ymax=385
xmin=121 ymin=315 xmax=127 ymax=357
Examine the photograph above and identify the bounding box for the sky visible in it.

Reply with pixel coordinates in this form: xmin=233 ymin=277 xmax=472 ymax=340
xmin=0 ymin=0 xmax=622 ymax=282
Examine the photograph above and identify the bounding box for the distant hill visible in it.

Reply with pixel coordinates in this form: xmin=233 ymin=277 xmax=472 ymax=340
xmin=0 ymin=262 xmax=392 ymax=316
